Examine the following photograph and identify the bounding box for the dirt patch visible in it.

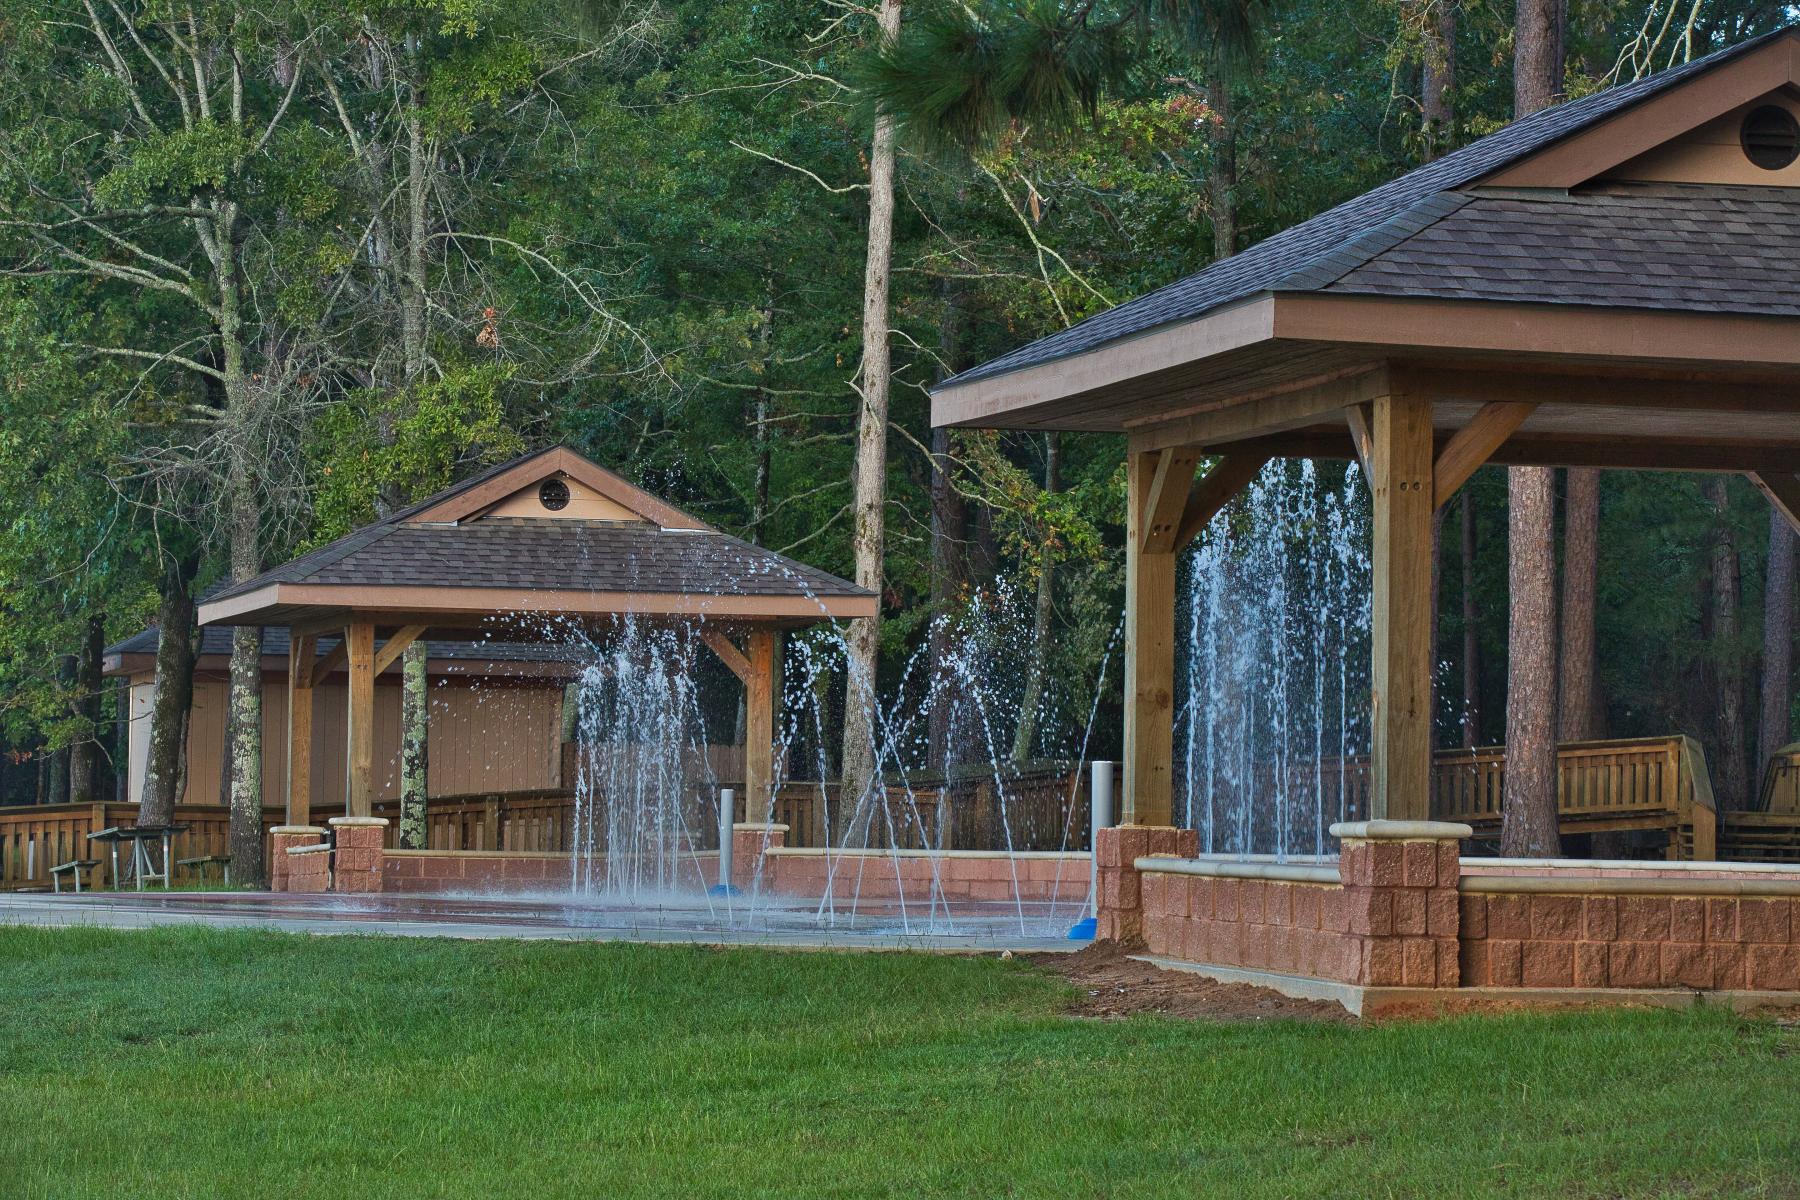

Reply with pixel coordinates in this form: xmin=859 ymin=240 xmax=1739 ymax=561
xmin=1024 ymin=942 xmax=1351 ymax=1024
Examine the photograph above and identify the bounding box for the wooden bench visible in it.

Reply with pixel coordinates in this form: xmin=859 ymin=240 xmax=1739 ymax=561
xmin=1720 ymin=745 xmax=1800 ymax=862
xmin=177 ymin=854 xmax=232 ymax=886
xmin=49 ymin=859 xmax=101 ymax=893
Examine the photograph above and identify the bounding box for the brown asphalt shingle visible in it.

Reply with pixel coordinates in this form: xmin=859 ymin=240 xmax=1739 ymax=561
xmin=1324 ymin=182 xmax=1800 ymax=314
xmin=208 ymin=519 xmax=867 ymax=604
xmin=938 ymin=27 xmax=1797 ymax=390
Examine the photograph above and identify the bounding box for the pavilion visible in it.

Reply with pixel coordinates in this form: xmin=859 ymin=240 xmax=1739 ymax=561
xmin=932 ymin=29 xmax=1800 ymax=833
xmin=197 ymin=446 xmax=874 ymax=828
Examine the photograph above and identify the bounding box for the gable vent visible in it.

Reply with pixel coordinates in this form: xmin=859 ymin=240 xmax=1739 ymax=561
xmin=538 ymin=478 xmax=571 ymax=511
xmin=1740 ymin=105 xmax=1800 ymax=170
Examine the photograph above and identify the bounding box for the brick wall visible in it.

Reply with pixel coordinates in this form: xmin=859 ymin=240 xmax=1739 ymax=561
xmin=1459 ymin=891 xmax=1800 ymax=990
xmin=1130 ymin=826 xmax=1462 ymax=989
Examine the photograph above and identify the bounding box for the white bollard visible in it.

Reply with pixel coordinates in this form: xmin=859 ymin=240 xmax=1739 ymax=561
xmin=714 ymin=788 xmax=736 ymax=894
xmin=1089 ymin=761 xmax=1114 ymax=919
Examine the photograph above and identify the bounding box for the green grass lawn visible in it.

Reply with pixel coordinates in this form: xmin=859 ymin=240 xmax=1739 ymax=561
xmin=1 ymin=927 xmax=1795 ymax=1199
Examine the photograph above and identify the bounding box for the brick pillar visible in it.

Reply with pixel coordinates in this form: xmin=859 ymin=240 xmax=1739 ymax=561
xmin=1095 ymin=824 xmax=1199 ymax=945
xmin=731 ymin=823 xmax=787 ymax=889
xmin=328 ymin=816 xmax=389 ymax=894
xmin=1331 ymin=820 xmax=1469 ymax=989
xmin=287 ymin=844 xmax=332 ymax=894
xmin=269 ymin=826 xmax=325 ymax=892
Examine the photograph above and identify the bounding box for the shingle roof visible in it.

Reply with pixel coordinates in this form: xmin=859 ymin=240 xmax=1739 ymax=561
xmin=207 ymin=520 xmax=866 ymax=605
xmin=1323 ymin=182 xmax=1800 ymax=314
xmin=106 ymin=626 xmax=576 ymax=665
xmin=939 ymin=27 xmax=1796 ymax=389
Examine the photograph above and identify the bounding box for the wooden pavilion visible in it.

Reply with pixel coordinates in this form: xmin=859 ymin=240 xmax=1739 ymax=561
xmin=932 ymin=29 xmax=1800 ymax=832
xmin=197 ymin=447 xmax=874 ymax=828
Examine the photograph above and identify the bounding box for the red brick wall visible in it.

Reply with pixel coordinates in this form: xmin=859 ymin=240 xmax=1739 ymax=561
xmin=1458 ymin=892 xmax=1800 ymax=990
xmin=1134 ymin=835 xmax=1460 ymax=989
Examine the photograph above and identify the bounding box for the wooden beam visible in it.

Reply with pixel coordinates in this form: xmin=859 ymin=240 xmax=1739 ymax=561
xmin=1207 ymin=427 xmax=1800 ymax=475
xmin=309 ymin=639 xmax=349 ymax=687
xmin=1140 ymin=447 xmax=1202 ymax=553
xmin=346 ymin=619 xmax=376 ymax=818
xmin=1173 ymin=453 xmax=1270 ymax=552
xmin=372 ymin=624 xmax=428 ymax=675
xmin=286 ymin=632 xmax=316 ymax=826
xmin=1392 ymin=365 xmax=1800 ymax=416
xmin=1369 ymin=393 xmax=1435 ymax=822
xmin=1433 ymin=402 xmax=1538 ymax=509
xmin=1128 ymin=365 xmax=1393 ymax=452
xmin=1123 ymin=450 xmax=1177 ymax=826
xmin=743 ymin=628 xmax=779 ymax=822
xmin=700 ymin=629 xmax=752 ymax=684
xmin=1344 ymin=403 xmax=1374 ymax=482
xmin=1750 ymin=471 xmax=1800 ymax=537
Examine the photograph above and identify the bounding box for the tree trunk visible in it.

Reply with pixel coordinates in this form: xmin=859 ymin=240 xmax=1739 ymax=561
xmin=1759 ymin=506 xmax=1796 ymax=775
xmin=1013 ymin=435 xmax=1060 ymax=762
xmin=1513 ymin=0 xmax=1565 ymax=113
xmin=68 ymin=615 xmax=105 ymax=802
xmin=399 ymin=639 xmax=430 ymax=849
xmin=1207 ymin=69 xmax=1238 ymax=259
xmin=140 ymin=550 xmax=198 ymax=827
xmin=1500 ymin=0 xmax=1565 ymax=856
xmin=1705 ymin=477 xmax=1749 ymax=811
xmin=48 ymin=654 xmax=73 ymax=805
xmin=1558 ymin=468 xmax=1600 ymax=741
xmin=1421 ymin=0 xmax=1457 ymax=158
xmin=838 ymin=0 xmax=905 ymax=804
xmin=226 ymin=485 xmax=266 ymax=884
xmin=1501 ymin=468 xmax=1562 ymax=855
xmin=1460 ymin=489 xmax=1481 ymax=747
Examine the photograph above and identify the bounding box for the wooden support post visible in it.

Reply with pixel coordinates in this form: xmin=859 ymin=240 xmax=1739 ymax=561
xmin=1344 ymin=403 xmax=1374 ymax=482
xmin=310 ymin=639 xmax=349 ymax=687
xmin=345 ymin=619 xmax=376 ymax=818
xmin=373 ymin=624 xmax=428 ymax=675
xmin=1124 ymin=448 xmax=1192 ymax=826
xmin=1433 ymin=402 xmax=1537 ymax=510
xmin=286 ymin=632 xmax=316 ymax=826
xmin=1370 ymin=394 xmax=1435 ymax=822
xmin=1174 ymin=452 xmax=1271 ymax=552
xmin=1749 ymin=471 xmax=1800 ymax=537
xmin=744 ymin=628 xmax=779 ymax=823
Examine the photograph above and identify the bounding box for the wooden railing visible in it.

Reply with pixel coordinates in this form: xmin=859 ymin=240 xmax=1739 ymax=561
xmin=1252 ymin=737 xmax=1718 ymax=860
xmin=1 ymin=802 xmax=253 ymax=891
xmin=1719 ymin=745 xmax=1800 ymax=863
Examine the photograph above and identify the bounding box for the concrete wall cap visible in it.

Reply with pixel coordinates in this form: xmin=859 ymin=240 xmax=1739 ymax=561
xmin=270 ymin=825 xmax=326 ymax=835
xmin=328 ymin=816 xmax=391 ymax=827
xmin=1136 ymin=856 xmax=1340 ymax=885
xmin=286 ymin=843 xmax=333 ymax=856
xmin=731 ymin=822 xmax=790 ymax=833
xmin=1330 ymin=819 xmax=1472 ymax=841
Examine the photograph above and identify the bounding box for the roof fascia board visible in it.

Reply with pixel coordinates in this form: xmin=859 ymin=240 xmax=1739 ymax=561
xmin=1481 ymin=35 xmax=1800 ymax=188
xmin=198 ymin=583 xmax=876 ymax=627
xmin=930 ymin=295 xmax=1277 ymax=429
xmin=1273 ymin=293 xmax=1800 ymax=367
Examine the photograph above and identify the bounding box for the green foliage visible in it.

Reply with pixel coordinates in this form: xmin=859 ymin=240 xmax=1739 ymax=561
xmin=309 ymin=366 xmax=525 ymax=540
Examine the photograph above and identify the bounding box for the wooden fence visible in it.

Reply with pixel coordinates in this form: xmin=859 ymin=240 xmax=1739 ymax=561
xmin=17 ymin=739 xmax=1796 ymax=887
xmin=1720 ymin=744 xmax=1800 ymax=863
xmin=0 ymin=802 xmax=244 ymax=891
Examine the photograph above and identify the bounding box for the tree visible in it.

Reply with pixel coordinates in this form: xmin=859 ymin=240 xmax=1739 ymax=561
xmin=1760 ymin=509 xmax=1796 ymax=774
xmin=840 ymin=0 xmax=907 ymax=806
xmin=1499 ymin=0 xmax=1564 ymax=857
xmin=1558 ymin=467 xmax=1600 ymax=741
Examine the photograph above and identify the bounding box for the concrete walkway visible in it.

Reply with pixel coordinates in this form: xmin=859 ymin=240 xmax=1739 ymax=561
xmin=0 ymin=891 xmax=1081 ymax=953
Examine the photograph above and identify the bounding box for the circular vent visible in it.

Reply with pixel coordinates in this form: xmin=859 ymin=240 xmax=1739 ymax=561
xmin=538 ymin=478 xmax=571 ymax=511
xmin=1740 ymin=105 xmax=1800 ymax=170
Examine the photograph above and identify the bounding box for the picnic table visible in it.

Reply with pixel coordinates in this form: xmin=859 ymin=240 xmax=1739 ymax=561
xmin=87 ymin=825 xmax=188 ymax=891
